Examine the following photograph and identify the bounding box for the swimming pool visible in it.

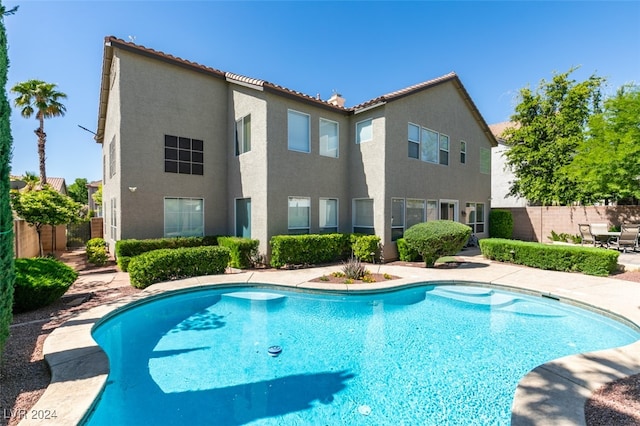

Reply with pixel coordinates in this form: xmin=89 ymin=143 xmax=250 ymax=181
xmin=85 ymin=284 xmax=639 ymax=425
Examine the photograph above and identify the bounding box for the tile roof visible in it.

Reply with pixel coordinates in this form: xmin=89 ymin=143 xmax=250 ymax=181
xmin=98 ymin=36 xmax=497 ymax=147
xmin=488 ymin=121 xmax=519 ymax=142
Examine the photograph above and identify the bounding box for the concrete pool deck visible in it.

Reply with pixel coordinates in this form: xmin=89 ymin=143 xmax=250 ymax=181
xmin=20 ymin=249 xmax=640 ymax=425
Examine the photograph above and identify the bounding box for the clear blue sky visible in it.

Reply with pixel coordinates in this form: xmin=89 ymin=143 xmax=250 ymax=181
xmin=5 ymin=0 xmax=639 ymax=184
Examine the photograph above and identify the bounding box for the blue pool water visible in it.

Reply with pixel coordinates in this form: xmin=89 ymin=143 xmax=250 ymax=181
xmin=85 ymin=284 xmax=639 ymax=425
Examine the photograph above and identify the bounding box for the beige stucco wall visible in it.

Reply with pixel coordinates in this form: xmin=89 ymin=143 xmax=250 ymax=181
xmin=103 ymin=49 xmax=229 ymax=253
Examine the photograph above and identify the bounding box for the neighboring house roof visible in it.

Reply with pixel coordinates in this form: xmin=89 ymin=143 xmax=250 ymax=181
xmin=96 ymin=35 xmax=497 ymax=147
xmin=87 ymin=180 xmax=102 ymax=189
xmin=11 ymin=175 xmax=67 ymax=194
xmin=489 ymin=121 xmax=519 ymax=144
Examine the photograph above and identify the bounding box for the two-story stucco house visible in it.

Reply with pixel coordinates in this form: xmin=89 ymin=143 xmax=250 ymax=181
xmin=95 ymin=36 xmax=497 ymax=260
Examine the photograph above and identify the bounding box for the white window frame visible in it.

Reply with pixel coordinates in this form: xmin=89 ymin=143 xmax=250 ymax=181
xmin=163 ymin=197 xmax=205 ymax=237
xmin=465 ymin=202 xmax=485 ymax=234
xmin=406 ymin=198 xmax=426 ymax=229
xmin=353 ymin=198 xmax=374 ymax=234
xmin=391 ymin=198 xmax=405 ymax=241
xmin=319 ymin=118 xmax=339 ymax=158
xmin=288 ymin=109 xmax=311 ymax=153
xmin=355 ymin=118 xmax=373 ymax=144
xmin=109 ymin=197 xmax=117 ymax=241
xmin=460 ymin=141 xmax=467 ymax=164
xmin=421 ymin=127 xmax=439 ymax=164
xmin=319 ymin=198 xmax=338 ymax=233
xmin=288 ymin=196 xmax=311 ymax=234
xmin=439 ymin=199 xmax=459 ymax=222
xmin=408 ymin=123 xmax=420 ymax=159
xmin=426 ymin=200 xmax=438 ymax=221
xmin=235 ymin=114 xmax=251 ymax=156
xmin=439 ymin=133 xmax=449 ymax=166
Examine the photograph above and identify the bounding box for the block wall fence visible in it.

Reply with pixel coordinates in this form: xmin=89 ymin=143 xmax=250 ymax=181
xmin=496 ymin=206 xmax=640 ymax=242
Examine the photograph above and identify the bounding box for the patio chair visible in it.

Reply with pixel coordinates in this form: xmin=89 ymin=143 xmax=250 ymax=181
xmin=609 ymin=224 xmax=640 ymax=253
xmin=579 ymin=224 xmax=596 ymax=246
xmin=588 ymin=223 xmax=611 ymax=247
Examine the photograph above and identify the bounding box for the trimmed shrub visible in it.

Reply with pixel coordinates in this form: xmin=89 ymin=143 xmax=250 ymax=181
xmin=350 ymin=234 xmax=381 ymax=262
xmin=270 ymin=233 xmax=350 ymax=268
xmin=397 ymin=238 xmax=421 ymax=262
xmin=128 ymin=246 xmax=230 ymax=289
xmin=13 ymin=258 xmax=78 ymax=313
xmin=217 ymin=236 xmax=259 ymax=269
xmin=489 ymin=210 xmax=513 ymax=239
xmin=404 ymin=220 xmax=472 ymax=267
xmin=115 ymin=236 xmax=218 ymax=271
xmin=479 ymin=238 xmax=619 ymax=276
xmin=86 ymin=238 xmax=108 ymax=266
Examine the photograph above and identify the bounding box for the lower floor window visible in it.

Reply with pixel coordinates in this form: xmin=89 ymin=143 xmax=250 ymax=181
xmin=164 ymin=197 xmax=204 ymax=237
xmin=406 ymin=199 xmax=426 ymax=229
xmin=353 ymin=198 xmax=374 ymax=235
xmin=391 ymin=198 xmax=405 ymax=241
xmin=465 ymin=202 xmax=485 ymax=233
xmin=319 ymin=198 xmax=338 ymax=233
xmin=288 ymin=197 xmax=310 ymax=234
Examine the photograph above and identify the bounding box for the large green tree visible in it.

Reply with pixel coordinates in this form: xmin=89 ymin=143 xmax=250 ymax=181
xmin=0 ymin=0 xmax=17 ymax=359
xmin=566 ymin=84 xmax=640 ymax=204
xmin=11 ymin=79 xmax=67 ymax=186
xmin=503 ymin=68 xmax=604 ymax=205
xmin=11 ymin=185 xmax=81 ymax=256
xmin=68 ymin=177 xmax=88 ymax=204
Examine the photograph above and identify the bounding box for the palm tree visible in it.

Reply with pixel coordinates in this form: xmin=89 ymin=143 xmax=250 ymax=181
xmin=11 ymin=80 xmax=67 ymax=185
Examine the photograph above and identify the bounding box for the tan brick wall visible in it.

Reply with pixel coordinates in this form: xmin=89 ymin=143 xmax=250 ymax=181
xmin=13 ymin=219 xmax=39 ymax=258
xmin=497 ymin=206 xmax=640 ymax=242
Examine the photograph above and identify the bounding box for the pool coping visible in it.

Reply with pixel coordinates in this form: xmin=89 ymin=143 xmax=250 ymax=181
xmin=18 ymin=256 xmax=640 ymax=425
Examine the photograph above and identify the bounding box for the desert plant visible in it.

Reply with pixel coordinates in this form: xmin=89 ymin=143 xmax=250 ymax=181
xmin=404 ymin=220 xmax=472 ymax=267
xmin=13 ymin=257 xmax=78 ymax=312
xmin=342 ymin=256 xmax=368 ymax=280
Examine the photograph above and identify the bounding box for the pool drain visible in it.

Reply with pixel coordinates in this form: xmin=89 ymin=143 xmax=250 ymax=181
xmin=268 ymin=346 xmax=282 ymax=357
xmin=358 ymin=405 xmax=372 ymax=416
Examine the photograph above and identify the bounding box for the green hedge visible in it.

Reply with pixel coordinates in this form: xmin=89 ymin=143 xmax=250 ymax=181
xmin=115 ymin=236 xmax=218 ymax=271
xmin=13 ymin=258 xmax=78 ymax=312
xmin=397 ymin=238 xmax=421 ymax=261
xmin=489 ymin=210 xmax=514 ymax=239
xmin=350 ymin=234 xmax=381 ymax=263
xmin=479 ymin=238 xmax=619 ymax=276
xmin=269 ymin=233 xmax=350 ymax=268
xmin=217 ymin=236 xmax=259 ymax=269
xmin=128 ymin=246 xmax=230 ymax=289
xmin=86 ymin=238 xmax=108 ymax=266
xmin=404 ymin=220 xmax=472 ymax=267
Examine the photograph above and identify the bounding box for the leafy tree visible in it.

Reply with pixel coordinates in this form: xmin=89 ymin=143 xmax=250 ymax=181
xmin=11 ymin=79 xmax=67 ymax=186
xmin=68 ymin=177 xmax=88 ymax=204
xmin=503 ymin=68 xmax=604 ymax=205
xmin=92 ymin=182 xmax=102 ymax=206
xmin=0 ymin=0 xmax=18 ymax=359
xmin=11 ymin=185 xmax=81 ymax=256
xmin=566 ymin=84 xmax=640 ymax=204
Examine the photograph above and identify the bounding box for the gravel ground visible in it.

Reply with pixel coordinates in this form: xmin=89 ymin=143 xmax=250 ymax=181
xmin=0 ymin=254 xmax=638 ymax=425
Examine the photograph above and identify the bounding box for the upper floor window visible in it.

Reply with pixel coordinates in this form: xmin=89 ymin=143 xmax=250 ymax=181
xmin=288 ymin=110 xmax=310 ymax=153
xmin=439 ymin=134 xmax=449 ymax=165
xmin=235 ymin=114 xmax=251 ymax=156
xmin=356 ymin=119 xmax=373 ymax=144
xmin=165 ymin=135 xmax=204 ymax=175
xmin=408 ymin=123 xmax=420 ymax=159
xmin=109 ymin=136 xmax=116 ymax=178
xmin=480 ymin=147 xmax=491 ymax=174
xmin=320 ymin=118 xmax=339 ymax=158
xmin=319 ymin=198 xmax=338 ymax=233
xmin=288 ymin=196 xmax=310 ymax=234
xmin=460 ymin=141 xmax=467 ymax=164
xmin=421 ymin=128 xmax=439 ymax=163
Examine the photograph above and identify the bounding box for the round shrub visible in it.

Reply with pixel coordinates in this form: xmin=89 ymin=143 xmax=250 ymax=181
xmin=14 ymin=258 xmax=78 ymax=313
xmin=489 ymin=209 xmax=513 ymax=239
xmin=404 ymin=220 xmax=472 ymax=267
xmin=86 ymin=238 xmax=108 ymax=266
